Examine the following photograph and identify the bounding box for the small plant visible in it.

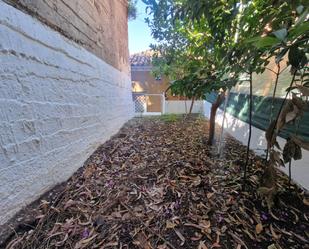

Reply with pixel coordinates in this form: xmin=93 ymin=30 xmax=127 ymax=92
xmin=252 ymin=4 xmax=309 ymax=206
xmin=160 ymin=114 xmax=179 ymax=123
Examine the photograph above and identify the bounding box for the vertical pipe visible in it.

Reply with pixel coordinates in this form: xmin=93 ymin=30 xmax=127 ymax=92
xmin=243 ymin=72 xmax=253 ymax=190
xmin=162 ymin=93 xmax=166 ymax=114
xmin=218 ymin=89 xmax=230 ymax=156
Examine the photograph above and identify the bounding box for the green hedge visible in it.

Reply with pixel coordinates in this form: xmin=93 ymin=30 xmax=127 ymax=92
xmin=205 ymin=92 xmax=309 ymax=140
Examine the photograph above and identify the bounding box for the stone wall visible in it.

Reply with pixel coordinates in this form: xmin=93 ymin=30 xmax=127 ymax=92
xmin=0 ymin=0 xmax=133 ymax=225
xmin=3 ymin=0 xmax=129 ymax=73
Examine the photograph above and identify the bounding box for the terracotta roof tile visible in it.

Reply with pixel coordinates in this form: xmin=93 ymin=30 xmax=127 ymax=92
xmin=130 ymin=51 xmax=153 ymax=66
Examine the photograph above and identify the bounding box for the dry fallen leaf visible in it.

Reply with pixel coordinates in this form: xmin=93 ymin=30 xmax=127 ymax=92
xmin=136 ymin=232 xmax=153 ymax=249
xmin=270 ymin=224 xmax=281 ymax=240
xmin=174 ymin=229 xmax=185 ymax=246
xmin=157 ymin=244 xmax=168 ymax=249
xmin=198 ymin=240 xmax=208 ymax=249
xmin=255 ymin=223 xmax=263 ymax=234
xmin=3 ymin=117 xmax=308 ymax=249
xmin=267 ymin=244 xmax=277 ymax=249
xmin=211 ymin=242 xmax=221 ymax=248
xmin=303 ymin=198 xmax=309 ymax=206
xmin=193 ymin=176 xmax=202 ymax=186
xmin=166 ymin=220 xmax=177 ymax=229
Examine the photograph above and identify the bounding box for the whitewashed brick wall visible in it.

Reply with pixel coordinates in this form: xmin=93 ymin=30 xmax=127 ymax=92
xmin=165 ymin=100 xmax=204 ymax=114
xmin=0 ymin=1 xmax=133 ymax=225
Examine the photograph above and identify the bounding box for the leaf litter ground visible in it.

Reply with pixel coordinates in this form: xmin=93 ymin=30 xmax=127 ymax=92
xmin=2 ymin=116 xmax=309 ymax=249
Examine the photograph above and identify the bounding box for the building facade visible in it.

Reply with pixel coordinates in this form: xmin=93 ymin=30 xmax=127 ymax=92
xmin=130 ymin=51 xmax=188 ymax=114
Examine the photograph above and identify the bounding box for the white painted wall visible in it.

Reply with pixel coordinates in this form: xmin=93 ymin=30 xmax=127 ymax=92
xmin=165 ymin=100 xmax=204 ymax=114
xmin=204 ymin=101 xmax=309 ymax=190
xmin=0 ymin=1 xmax=133 ymax=225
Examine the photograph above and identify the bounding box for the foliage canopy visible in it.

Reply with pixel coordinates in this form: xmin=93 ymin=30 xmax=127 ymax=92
xmin=128 ymin=0 xmax=138 ymax=21
xmin=142 ymin=0 xmax=308 ymax=98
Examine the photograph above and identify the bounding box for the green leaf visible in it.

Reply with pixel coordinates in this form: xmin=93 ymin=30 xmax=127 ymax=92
xmin=296 ymin=5 xmax=304 ymax=14
xmin=273 ymin=28 xmax=287 ymax=41
xmin=295 ymin=9 xmax=309 ymax=26
xmin=288 ymin=46 xmax=307 ymax=69
xmin=289 ymin=22 xmax=309 ymax=39
xmin=247 ymin=36 xmax=279 ymax=48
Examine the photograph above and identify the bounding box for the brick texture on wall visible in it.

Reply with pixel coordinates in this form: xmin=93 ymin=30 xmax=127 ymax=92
xmin=0 ymin=1 xmax=133 ymax=225
xmin=3 ymin=0 xmax=129 ymax=73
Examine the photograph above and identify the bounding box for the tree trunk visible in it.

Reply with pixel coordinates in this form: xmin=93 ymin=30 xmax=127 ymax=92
xmin=208 ymin=92 xmax=225 ymax=146
xmin=189 ymin=96 xmax=195 ymax=114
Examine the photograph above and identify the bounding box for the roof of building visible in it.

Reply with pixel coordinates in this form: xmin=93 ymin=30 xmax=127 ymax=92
xmin=130 ymin=51 xmax=153 ymax=66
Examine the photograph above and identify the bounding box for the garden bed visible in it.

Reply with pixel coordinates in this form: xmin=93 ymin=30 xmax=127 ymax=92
xmin=2 ymin=116 xmax=309 ymax=249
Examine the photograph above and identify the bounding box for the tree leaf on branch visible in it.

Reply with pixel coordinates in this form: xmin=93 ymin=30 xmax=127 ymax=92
xmin=276 ymin=93 xmax=305 ymax=132
xmin=288 ymin=46 xmax=307 ymax=69
xmin=288 ymin=22 xmax=309 ymax=39
xmin=269 ymin=150 xmax=284 ymax=167
xmin=265 ymin=120 xmax=277 ymax=148
xmin=285 ymin=104 xmax=300 ymax=123
xmin=246 ymin=36 xmax=279 ymax=49
xmin=294 ymin=143 xmax=302 ymax=161
xmin=272 ymin=28 xmax=287 ymax=41
xmin=283 ymin=139 xmax=296 ymax=163
xmin=295 ymin=9 xmax=309 ymax=26
xmin=276 ymin=101 xmax=294 ymax=131
xmin=291 ymin=135 xmax=309 ymax=151
xmin=296 ymin=5 xmax=304 ymax=14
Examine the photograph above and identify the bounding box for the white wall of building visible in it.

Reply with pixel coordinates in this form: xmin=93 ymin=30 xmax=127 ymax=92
xmin=0 ymin=1 xmax=133 ymax=225
xmin=204 ymin=101 xmax=309 ymax=190
xmin=165 ymin=100 xmax=204 ymax=114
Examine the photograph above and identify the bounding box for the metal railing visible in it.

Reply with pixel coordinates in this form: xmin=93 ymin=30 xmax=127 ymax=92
xmin=132 ymin=93 xmax=165 ymax=116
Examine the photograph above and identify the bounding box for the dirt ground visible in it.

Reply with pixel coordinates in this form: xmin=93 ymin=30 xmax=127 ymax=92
xmin=1 ymin=116 xmax=309 ymax=249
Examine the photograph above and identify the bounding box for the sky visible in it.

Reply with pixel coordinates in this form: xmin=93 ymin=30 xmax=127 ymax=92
xmin=128 ymin=1 xmax=156 ymax=55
